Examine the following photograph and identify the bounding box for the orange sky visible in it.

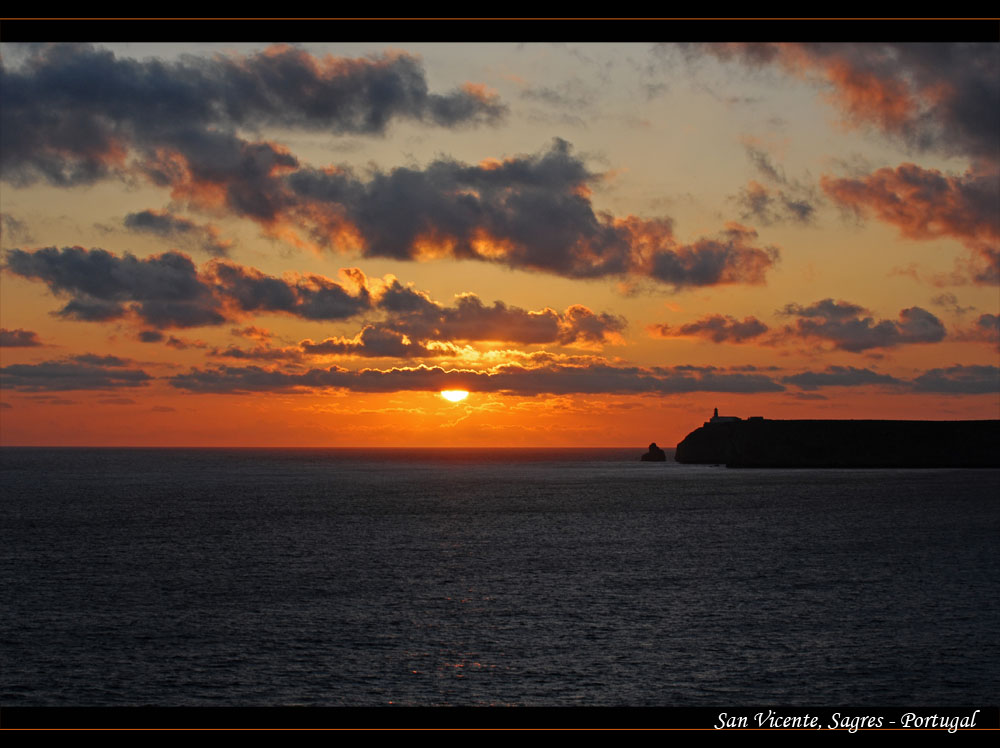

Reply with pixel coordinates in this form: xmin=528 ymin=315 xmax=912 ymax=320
xmin=2 ymin=35 xmax=998 ymax=446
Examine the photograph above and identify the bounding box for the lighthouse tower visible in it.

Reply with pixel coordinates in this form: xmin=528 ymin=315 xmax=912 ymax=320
xmin=708 ymin=407 xmax=741 ymax=425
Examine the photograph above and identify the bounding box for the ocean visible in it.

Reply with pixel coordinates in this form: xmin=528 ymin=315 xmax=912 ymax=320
xmin=2 ymin=447 xmax=998 ymax=709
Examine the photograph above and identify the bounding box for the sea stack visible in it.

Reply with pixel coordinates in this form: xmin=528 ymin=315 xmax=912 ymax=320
xmin=640 ymin=442 xmax=667 ymax=461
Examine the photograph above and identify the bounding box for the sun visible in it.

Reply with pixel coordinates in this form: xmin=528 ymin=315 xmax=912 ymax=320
xmin=440 ymin=390 xmax=469 ymax=402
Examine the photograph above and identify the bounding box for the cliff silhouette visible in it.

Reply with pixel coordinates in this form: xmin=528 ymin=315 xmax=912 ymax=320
xmin=675 ymin=416 xmax=1000 ymax=468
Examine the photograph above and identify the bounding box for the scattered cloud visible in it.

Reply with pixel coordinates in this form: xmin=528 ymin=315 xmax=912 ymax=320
xmin=699 ymin=43 xmax=999 ymax=164
xmin=0 ymin=327 xmax=43 ymax=347
xmin=519 ymin=79 xmax=595 ymax=111
xmin=649 ymin=314 xmax=769 ymax=343
xmin=735 ymin=144 xmax=821 ymax=225
xmin=124 ymin=210 xmax=233 ymax=256
xmin=4 ymin=246 xmax=226 ymax=327
xmin=1 ymin=43 xmax=506 ymax=187
xmin=953 ymin=313 xmax=1000 ymax=346
xmin=822 ymin=164 xmax=999 ymax=285
xmin=1 ymin=213 xmax=34 ymax=245
xmin=702 ymin=43 xmax=1000 ymax=284
xmin=777 ymin=298 xmax=946 ymax=352
xmin=230 ymin=325 xmax=272 ymax=341
xmin=931 ymin=292 xmax=976 ymax=316
xmin=736 ymin=180 xmax=817 ymax=226
xmin=652 ymin=300 xmax=950 ymax=353
xmin=0 ymin=354 xmax=152 ymax=391
xmin=211 ymin=261 xmax=373 ymax=321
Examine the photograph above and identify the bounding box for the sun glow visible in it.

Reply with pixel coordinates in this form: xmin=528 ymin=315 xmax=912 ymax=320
xmin=440 ymin=390 xmax=470 ymax=402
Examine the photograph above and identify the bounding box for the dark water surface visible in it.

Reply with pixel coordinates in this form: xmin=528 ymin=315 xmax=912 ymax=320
xmin=2 ymin=448 xmax=998 ymax=706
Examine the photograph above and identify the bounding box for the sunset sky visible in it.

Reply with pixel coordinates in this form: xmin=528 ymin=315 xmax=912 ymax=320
xmin=2 ymin=33 xmax=998 ymax=447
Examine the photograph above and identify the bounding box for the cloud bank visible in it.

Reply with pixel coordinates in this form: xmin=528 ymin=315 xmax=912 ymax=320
xmin=778 ymin=299 xmax=946 ymax=352
xmin=4 ymin=246 xmax=627 ymax=350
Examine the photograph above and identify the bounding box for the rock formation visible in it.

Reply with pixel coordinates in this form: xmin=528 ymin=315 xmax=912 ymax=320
xmin=640 ymin=442 xmax=667 ymax=462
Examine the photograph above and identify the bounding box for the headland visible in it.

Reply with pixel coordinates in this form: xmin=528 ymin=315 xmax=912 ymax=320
xmin=675 ymin=409 xmax=1000 ymax=468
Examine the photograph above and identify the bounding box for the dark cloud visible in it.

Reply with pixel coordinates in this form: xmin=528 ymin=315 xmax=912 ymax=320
xmin=3 ymin=246 xmax=374 ymax=328
xmin=645 ymin=223 xmax=778 ymax=288
xmin=300 ymin=300 xmax=627 ymax=360
xmin=211 ymin=262 xmax=373 ymax=320
xmin=0 ymin=355 xmax=151 ymax=391
xmin=650 ymin=314 xmax=768 ymax=343
xmin=3 ymin=246 xmax=628 ymax=348
xmin=299 ymin=326 xmax=443 ymax=359
xmin=976 ymin=313 xmax=1000 ymax=334
xmin=781 ymin=298 xmax=866 ymax=320
xmin=72 ymin=353 xmax=131 ymax=367
xmin=154 ymin=138 xmax=776 ymax=288
xmin=822 ymin=164 xmax=999 ymax=284
xmin=0 ymin=327 xmax=43 ymax=347
xmin=140 ymin=135 xmax=300 ymax=223
xmin=558 ymin=305 xmax=627 ymax=346
xmin=3 ymin=246 xmax=226 ymax=328
xmin=283 ymin=138 xmax=628 ymax=272
xmin=910 ymin=365 xmax=1000 ymax=394
xmin=778 ymin=299 xmax=947 ymax=352
xmin=782 ymin=365 xmax=902 ymax=391
xmin=374 ymin=282 xmax=626 ymax=348
xmin=124 ymin=210 xmax=232 ymax=257
xmin=168 ymin=362 xmax=786 ymax=396
xmin=701 ymin=43 xmax=1000 ymax=164
xmin=1 ymin=43 xmax=506 ymax=187
xmin=138 ymin=330 xmax=206 ymax=349
xmin=421 ymin=294 xmax=564 ymax=345
xmin=210 ymin=344 xmax=305 ymax=362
